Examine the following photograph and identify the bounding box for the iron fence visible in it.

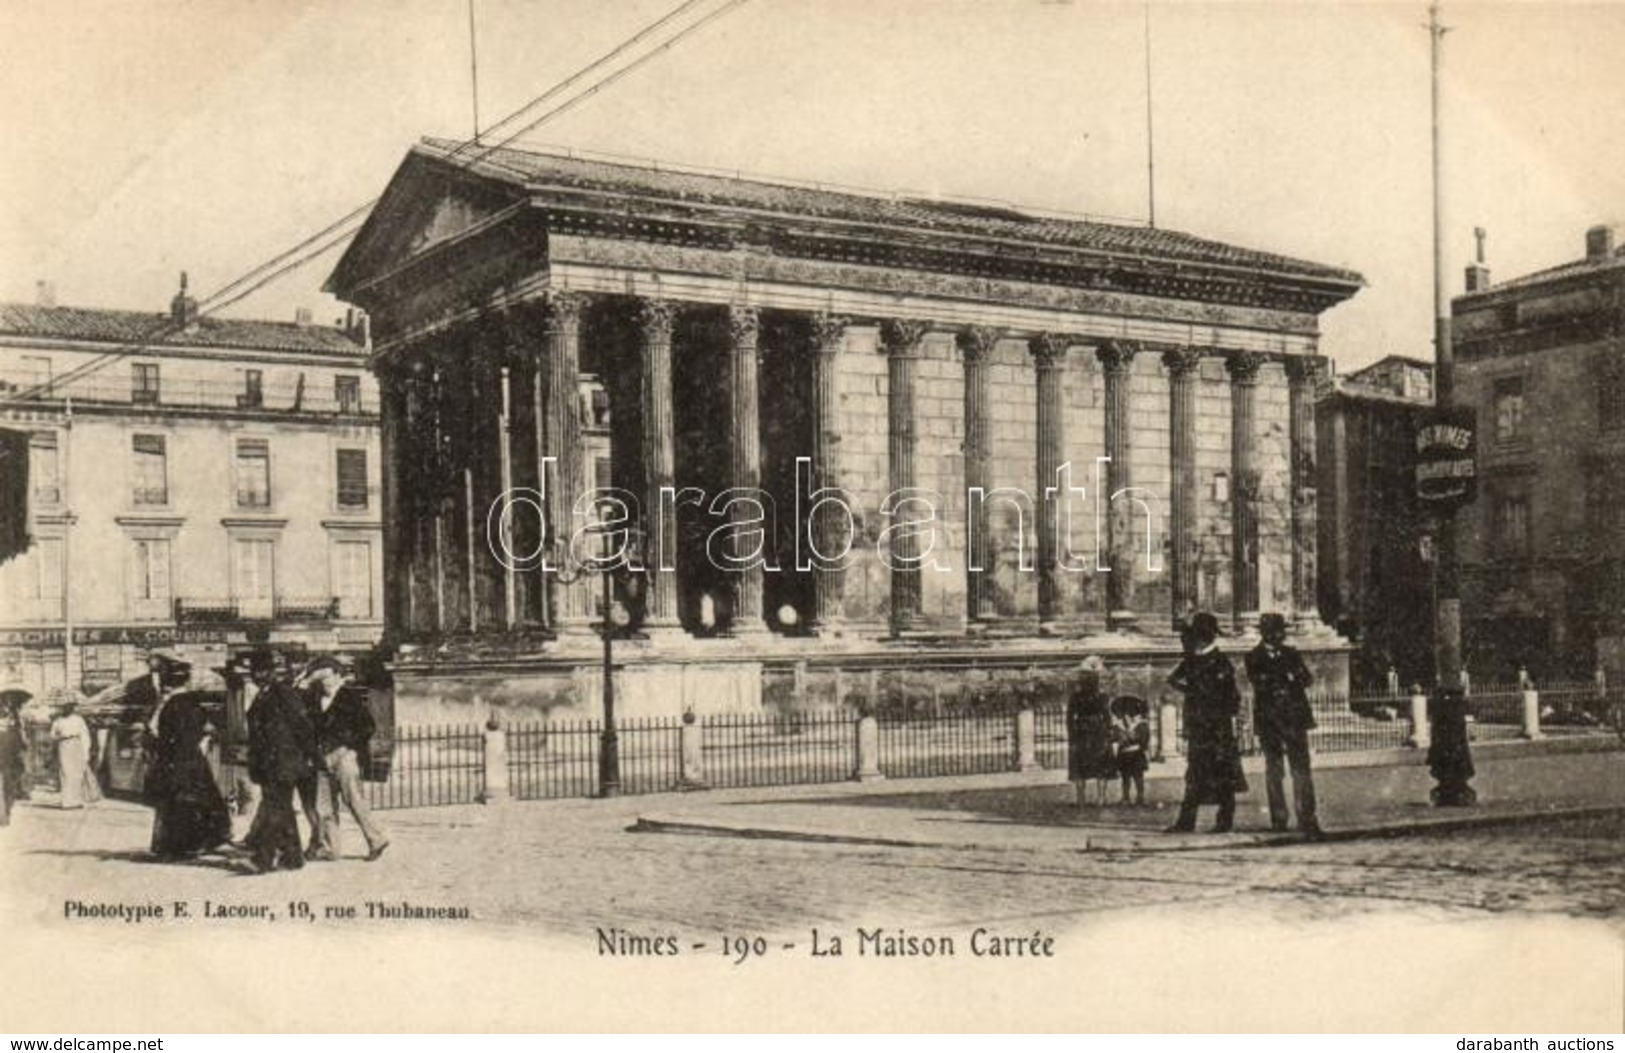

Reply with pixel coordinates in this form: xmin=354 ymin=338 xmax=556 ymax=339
xmin=611 ymin=717 xmax=684 ymax=795
xmin=701 ymin=710 xmax=854 ymax=789
xmin=364 ymin=724 xmax=484 ymax=810
xmin=1305 ymin=694 xmax=1415 ymax=753
xmin=508 ymin=720 xmax=599 ymax=800
xmin=1034 ymin=703 xmax=1067 ymax=770
xmin=876 ymin=707 xmax=1016 ymax=779
xmin=1467 ymin=683 xmax=1524 ymax=725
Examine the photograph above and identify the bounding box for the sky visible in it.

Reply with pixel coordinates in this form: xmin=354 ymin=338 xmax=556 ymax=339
xmin=2 ymin=0 xmax=1622 ymax=373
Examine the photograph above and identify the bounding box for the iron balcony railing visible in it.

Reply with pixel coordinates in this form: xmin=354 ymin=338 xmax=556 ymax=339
xmin=0 ymin=369 xmax=377 ymax=416
xmin=173 ymin=596 xmax=345 ymax=624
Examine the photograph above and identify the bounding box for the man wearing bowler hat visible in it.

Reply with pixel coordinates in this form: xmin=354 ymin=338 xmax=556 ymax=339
xmin=1245 ymin=613 xmax=1323 ymax=838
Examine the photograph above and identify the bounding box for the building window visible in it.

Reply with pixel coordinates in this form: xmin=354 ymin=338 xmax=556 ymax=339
xmin=1600 ymin=357 xmax=1625 ymax=432
xmin=233 ymin=538 xmax=275 ymax=619
xmin=29 ymin=432 xmax=59 ymax=505
xmin=335 ymin=449 xmax=368 ymax=510
xmin=335 ymin=540 xmax=372 ymax=620
xmin=1493 ymin=376 xmax=1525 ymax=444
xmin=235 ymin=438 xmax=271 ymax=508
xmin=132 ymin=538 xmax=171 ymax=619
xmin=132 ymin=363 xmax=160 ymax=404
xmin=335 ymin=375 xmax=361 ymax=414
xmin=131 ymin=434 xmax=168 ymax=505
xmin=1495 ymin=494 xmax=1530 ymax=558
xmin=32 ymin=537 xmax=63 ymax=601
xmin=239 ymin=369 xmax=264 ymax=409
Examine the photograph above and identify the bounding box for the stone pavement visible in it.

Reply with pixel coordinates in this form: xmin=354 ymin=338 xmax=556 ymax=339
xmin=634 ymin=735 xmax=1625 ymax=852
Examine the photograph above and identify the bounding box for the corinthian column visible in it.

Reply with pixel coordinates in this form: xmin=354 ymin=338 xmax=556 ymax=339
xmin=957 ymin=326 xmax=999 ymax=629
xmin=808 ymin=313 xmax=848 ymax=636
xmin=377 ymin=361 xmax=410 ymax=642
xmin=638 ymin=298 xmax=681 ymax=630
xmin=1286 ymin=355 xmax=1326 ymax=631
xmin=1029 ymin=332 xmax=1070 ymax=634
xmin=541 ymin=291 xmax=591 ymax=633
xmin=1227 ymin=351 xmax=1266 ymax=631
xmin=881 ymin=318 xmax=928 ymax=635
xmin=1163 ymin=346 xmax=1204 ymax=628
xmin=727 ymin=305 xmax=768 ymax=636
xmin=1098 ymin=339 xmax=1140 ymax=631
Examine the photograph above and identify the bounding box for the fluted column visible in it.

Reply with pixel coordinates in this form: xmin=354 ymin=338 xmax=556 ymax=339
xmin=957 ymin=326 xmax=999 ymax=628
xmin=1098 ymin=339 xmax=1140 ymax=631
xmin=638 ymin=299 xmax=681 ymax=630
xmin=429 ymin=364 xmax=449 ymax=633
xmin=1286 ymin=355 xmax=1325 ymax=631
xmin=540 ymin=291 xmax=590 ymax=632
xmin=881 ymin=318 xmax=928 ymax=635
xmin=378 ymin=361 xmax=410 ymax=642
xmin=808 ymin=313 xmax=848 ymax=636
xmin=1163 ymin=346 xmax=1204 ymax=628
xmin=1029 ymin=332 xmax=1070 ymax=634
xmin=1227 ymin=352 xmax=1266 ymax=631
xmin=727 ymin=305 xmax=768 ymax=635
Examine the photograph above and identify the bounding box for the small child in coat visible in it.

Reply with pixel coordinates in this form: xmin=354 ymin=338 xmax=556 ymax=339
xmin=1111 ymin=697 xmax=1151 ymax=806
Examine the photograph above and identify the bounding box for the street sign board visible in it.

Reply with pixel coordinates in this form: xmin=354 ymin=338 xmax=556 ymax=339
xmin=1415 ymin=405 xmax=1478 ymax=508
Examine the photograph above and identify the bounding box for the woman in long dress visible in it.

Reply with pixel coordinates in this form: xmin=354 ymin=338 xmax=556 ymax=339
xmin=1066 ymin=655 xmax=1117 ymax=808
xmin=146 ymin=682 xmax=231 ymax=859
xmin=50 ymin=700 xmax=98 ymax=809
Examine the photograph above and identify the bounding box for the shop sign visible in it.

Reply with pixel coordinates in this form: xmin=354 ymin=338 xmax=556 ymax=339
xmin=1415 ymin=406 xmax=1478 ymax=508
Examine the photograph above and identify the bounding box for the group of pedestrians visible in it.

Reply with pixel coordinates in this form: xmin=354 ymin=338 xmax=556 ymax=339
xmin=1067 ymin=610 xmax=1323 ymax=838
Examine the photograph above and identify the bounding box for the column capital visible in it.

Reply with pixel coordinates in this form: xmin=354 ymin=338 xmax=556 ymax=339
xmin=1027 ymin=331 xmax=1071 ymax=371
xmin=956 ymin=325 xmax=1002 ymax=362
xmin=1095 ymin=338 xmax=1141 ymax=375
xmin=1225 ymin=350 xmax=1268 ymax=385
xmin=1283 ymin=354 xmax=1326 ymax=387
xmin=1161 ymin=345 xmax=1206 ymax=377
xmin=879 ymin=318 xmax=930 ymax=357
xmin=809 ymin=312 xmax=849 ymax=354
xmin=637 ymin=298 xmax=679 ymax=342
xmin=727 ymin=304 xmax=760 ymax=345
xmin=542 ymin=290 xmax=590 ymax=332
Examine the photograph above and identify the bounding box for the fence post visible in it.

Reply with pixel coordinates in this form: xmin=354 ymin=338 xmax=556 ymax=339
xmin=1517 ymin=666 xmax=1531 ymax=691
xmin=1156 ymin=700 xmax=1180 ymax=760
xmin=1596 ymin=667 xmax=1608 ymax=695
xmin=1459 ymin=668 xmax=1471 ymax=696
xmin=1386 ymin=666 xmax=1400 ymax=696
xmin=1407 ymin=687 xmax=1431 ymax=750
xmin=1014 ymin=707 xmax=1040 ymax=772
xmin=481 ymin=719 xmax=509 ymax=804
xmin=680 ymin=714 xmax=706 ymax=789
xmin=1521 ymin=686 xmax=1542 ymax=740
xmin=854 ymin=715 xmax=883 ymax=782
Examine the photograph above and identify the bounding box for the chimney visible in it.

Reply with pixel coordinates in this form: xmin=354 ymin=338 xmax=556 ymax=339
xmin=1465 ymin=225 xmax=1492 ymax=292
xmin=1585 ymin=225 xmax=1615 ymax=261
xmin=294 ymin=307 xmax=313 ymax=327
xmin=35 ymin=280 xmax=56 ymax=308
xmin=169 ymin=271 xmax=199 ymax=328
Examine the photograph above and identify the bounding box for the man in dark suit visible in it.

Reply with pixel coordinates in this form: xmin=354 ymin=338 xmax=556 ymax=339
xmin=301 ymin=654 xmax=389 ymax=862
xmin=1244 ymin=613 xmax=1323 ymax=837
xmin=245 ymin=650 xmax=320 ymax=872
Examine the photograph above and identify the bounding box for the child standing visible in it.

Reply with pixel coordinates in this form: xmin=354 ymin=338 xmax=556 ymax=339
xmin=1111 ymin=697 xmax=1151 ymax=806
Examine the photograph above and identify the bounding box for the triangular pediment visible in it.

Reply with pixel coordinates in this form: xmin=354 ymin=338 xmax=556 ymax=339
xmin=327 ymin=150 xmax=525 ymax=297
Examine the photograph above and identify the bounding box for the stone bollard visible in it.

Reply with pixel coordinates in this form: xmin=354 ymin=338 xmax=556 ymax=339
xmin=481 ymin=719 xmax=509 ymax=804
xmin=680 ymin=714 xmax=706 ymax=789
xmin=1156 ymin=700 xmax=1180 ymax=761
xmin=1521 ymin=687 xmax=1542 ymax=740
xmin=854 ymin=714 xmax=883 ymax=782
xmin=1407 ymin=688 xmax=1431 ymax=749
xmin=1014 ymin=707 xmax=1040 ymax=772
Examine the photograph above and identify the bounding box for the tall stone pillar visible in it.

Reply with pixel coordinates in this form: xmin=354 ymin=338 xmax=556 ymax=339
xmin=1286 ymin=355 xmax=1325 ymax=631
xmin=957 ymin=326 xmax=999 ymax=629
xmin=727 ymin=305 xmax=768 ymax=635
xmin=429 ymin=365 xmax=449 ymax=633
xmin=377 ymin=361 xmax=410 ymax=642
xmin=540 ymin=291 xmax=590 ymax=633
xmin=1162 ymin=346 xmax=1204 ymax=628
xmin=1227 ymin=351 xmax=1266 ymax=631
xmin=638 ymin=298 xmax=682 ymax=630
xmin=1098 ymin=339 xmax=1140 ymax=631
xmin=808 ymin=313 xmax=848 ymax=636
xmin=881 ymin=318 xmax=928 ymax=635
xmin=1029 ymin=332 xmax=1070 ymax=634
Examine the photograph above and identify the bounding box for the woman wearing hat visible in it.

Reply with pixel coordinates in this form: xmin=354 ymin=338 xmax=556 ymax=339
xmin=1166 ymin=612 xmax=1247 ymax=833
xmin=145 ymin=659 xmax=231 ymax=860
xmin=50 ymin=698 xmax=99 ymax=809
xmin=1066 ymin=656 xmax=1117 ymax=808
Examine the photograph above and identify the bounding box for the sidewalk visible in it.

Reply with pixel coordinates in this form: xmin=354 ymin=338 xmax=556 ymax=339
xmin=635 ymin=734 xmax=1625 ymax=852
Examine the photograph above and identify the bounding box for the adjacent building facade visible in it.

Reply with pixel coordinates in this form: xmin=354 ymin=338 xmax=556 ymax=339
xmin=0 ymin=282 xmax=381 ymax=697
xmin=1452 ymin=225 xmax=1625 ymax=682
xmin=327 ymin=140 xmax=1363 ymax=721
